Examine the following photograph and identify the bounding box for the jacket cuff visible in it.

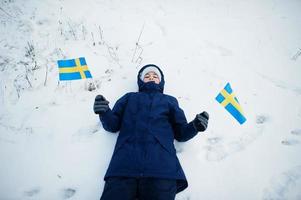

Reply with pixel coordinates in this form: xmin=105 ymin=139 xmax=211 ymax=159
xmin=99 ymin=108 xmax=112 ymax=121
xmin=188 ymin=121 xmax=198 ymax=135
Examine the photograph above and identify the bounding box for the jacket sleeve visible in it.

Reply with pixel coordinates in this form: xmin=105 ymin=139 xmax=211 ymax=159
xmin=99 ymin=93 xmax=130 ymax=133
xmin=168 ymin=96 xmax=198 ymax=142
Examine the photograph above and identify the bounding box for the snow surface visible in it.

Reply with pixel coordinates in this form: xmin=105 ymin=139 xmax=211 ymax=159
xmin=1 ymin=0 xmax=301 ymax=199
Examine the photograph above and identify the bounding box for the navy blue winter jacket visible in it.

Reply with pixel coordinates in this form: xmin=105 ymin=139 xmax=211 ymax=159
xmin=99 ymin=64 xmax=198 ymax=193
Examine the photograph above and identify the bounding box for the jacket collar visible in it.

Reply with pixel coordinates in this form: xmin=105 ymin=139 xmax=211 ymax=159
xmin=139 ymin=81 xmax=162 ymax=93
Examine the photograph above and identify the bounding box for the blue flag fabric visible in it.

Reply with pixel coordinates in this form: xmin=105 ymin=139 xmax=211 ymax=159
xmin=216 ymin=83 xmax=246 ymax=124
xmin=57 ymin=57 xmax=92 ymax=81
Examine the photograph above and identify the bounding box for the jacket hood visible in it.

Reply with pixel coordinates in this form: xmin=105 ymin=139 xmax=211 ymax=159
xmin=137 ymin=64 xmax=165 ymax=93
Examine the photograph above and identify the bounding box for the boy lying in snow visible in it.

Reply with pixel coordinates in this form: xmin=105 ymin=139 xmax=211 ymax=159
xmin=94 ymin=64 xmax=209 ymax=200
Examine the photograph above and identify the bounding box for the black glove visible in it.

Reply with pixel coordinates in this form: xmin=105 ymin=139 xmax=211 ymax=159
xmin=192 ymin=111 xmax=209 ymax=132
xmin=93 ymin=95 xmax=110 ymax=115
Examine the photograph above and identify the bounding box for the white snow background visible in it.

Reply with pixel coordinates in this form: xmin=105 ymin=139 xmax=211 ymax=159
xmin=1 ymin=0 xmax=301 ymax=199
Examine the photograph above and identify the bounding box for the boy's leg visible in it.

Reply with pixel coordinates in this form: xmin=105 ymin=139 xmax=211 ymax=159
xmin=138 ymin=178 xmax=177 ymax=200
xmin=100 ymin=177 xmax=138 ymax=200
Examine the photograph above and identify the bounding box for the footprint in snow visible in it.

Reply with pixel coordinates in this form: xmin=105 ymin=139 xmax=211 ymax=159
xmin=61 ymin=188 xmax=76 ymax=199
xmin=204 ymin=114 xmax=267 ymax=162
xmin=262 ymin=165 xmax=301 ymax=200
xmin=24 ymin=187 xmax=40 ymax=197
xmin=205 ymin=128 xmax=263 ymax=161
xmin=72 ymin=124 xmax=100 ymax=141
xmin=205 ymin=144 xmax=228 ymax=161
xmin=281 ymin=129 xmax=301 ymax=146
xmin=291 ymin=129 xmax=301 ymax=136
xmin=205 ymin=139 xmax=248 ymax=161
xmin=207 ymin=137 xmax=222 ymax=145
xmin=256 ymin=114 xmax=268 ymax=124
xmin=281 ymin=139 xmax=300 ymax=146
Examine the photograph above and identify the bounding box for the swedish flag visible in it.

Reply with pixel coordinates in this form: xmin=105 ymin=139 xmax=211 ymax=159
xmin=57 ymin=57 xmax=92 ymax=81
xmin=216 ymin=83 xmax=246 ymax=124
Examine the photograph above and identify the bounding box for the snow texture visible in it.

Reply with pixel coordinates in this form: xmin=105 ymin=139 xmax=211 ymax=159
xmin=0 ymin=0 xmax=301 ymax=199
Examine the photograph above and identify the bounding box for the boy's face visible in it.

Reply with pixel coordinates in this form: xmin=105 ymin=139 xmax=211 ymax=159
xmin=143 ymin=71 xmax=160 ymax=84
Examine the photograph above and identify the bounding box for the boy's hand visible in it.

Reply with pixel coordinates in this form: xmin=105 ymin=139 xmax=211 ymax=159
xmin=193 ymin=111 xmax=209 ymax=132
xmin=94 ymin=95 xmax=110 ymax=115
